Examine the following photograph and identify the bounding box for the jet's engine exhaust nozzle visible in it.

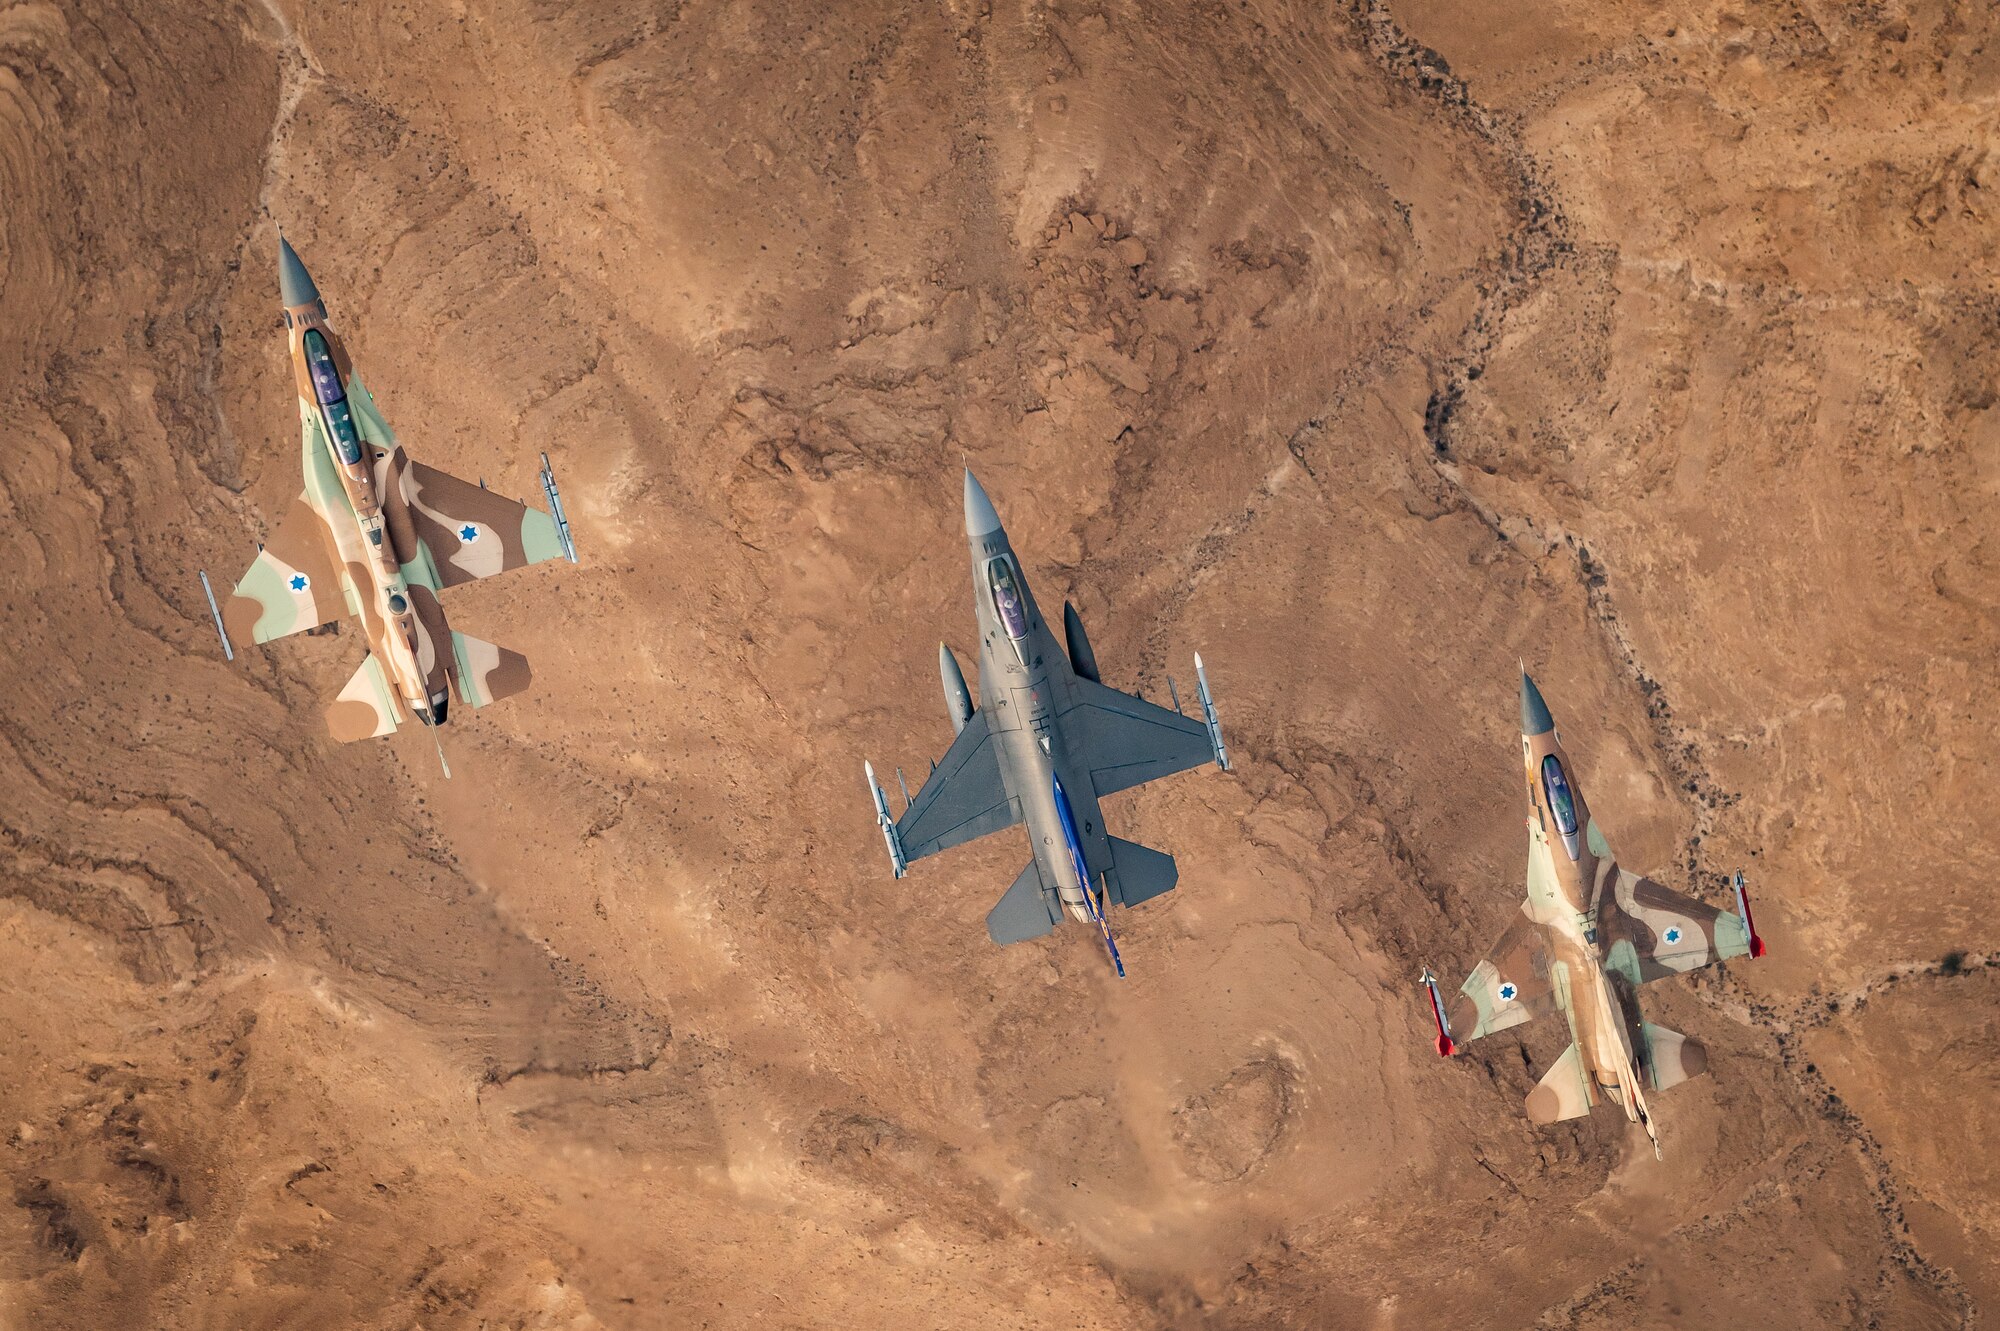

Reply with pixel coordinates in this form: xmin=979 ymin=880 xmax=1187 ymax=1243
xmin=1062 ymin=602 xmax=1101 ymax=683
xmin=939 ymin=643 xmax=974 ymax=735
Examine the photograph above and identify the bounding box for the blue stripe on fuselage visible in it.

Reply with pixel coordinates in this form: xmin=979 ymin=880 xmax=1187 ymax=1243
xmin=1054 ymin=771 xmax=1127 ymax=977
xmin=1051 ymin=773 xmax=1091 ymax=897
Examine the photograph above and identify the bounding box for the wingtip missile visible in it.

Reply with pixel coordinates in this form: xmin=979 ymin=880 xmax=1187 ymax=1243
xmin=865 ymin=760 xmax=909 ymax=878
xmin=1420 ymin=967 xmax=1457 ymax=1057
xmin=1194 ymin=653 xmax=1229 ymax=771
xmin=1732 ymin=870 xmax=1768 ymax=958
xmin=538 ymin=451 xmax=579 ymax=563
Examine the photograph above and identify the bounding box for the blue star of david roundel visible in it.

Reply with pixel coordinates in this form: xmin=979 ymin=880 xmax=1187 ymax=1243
xmin=1497 ymin=981 xmax=1519 ymax=1002
xmin=288 ymin=573 xmax=310 ymax=593
xmin=1663 ymin=926 xmax=1683 ymax=945
xmin=458 ymin=523 xmax=480 ymax=543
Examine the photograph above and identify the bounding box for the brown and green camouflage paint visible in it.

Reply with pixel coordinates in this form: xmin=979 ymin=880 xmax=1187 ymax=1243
xmin=226 ymin=241 xmax=572 ymax=746
xmin=1436 ymin=674 xmax=1763 ymax=1156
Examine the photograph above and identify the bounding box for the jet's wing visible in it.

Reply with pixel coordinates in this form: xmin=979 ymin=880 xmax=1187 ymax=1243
xmin=1065 ymin=676 xmax=1215 ymax=800
xmin=400 ymin=460 xmax=567 ymax=589
xmin=223 ymin=493 xmax=349 ymax=645
xmin=1446 ymin=906 xmax=1562 ymax=1044
xmin=892 ymin=711 xmax=1022 ymax=863
xmin=1599 ymin=869 xmax=1753 ymax=982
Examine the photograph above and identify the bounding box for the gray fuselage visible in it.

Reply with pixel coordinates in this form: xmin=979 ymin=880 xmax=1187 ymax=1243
xmin=966 ymin=521 xmax=1108 ymax=920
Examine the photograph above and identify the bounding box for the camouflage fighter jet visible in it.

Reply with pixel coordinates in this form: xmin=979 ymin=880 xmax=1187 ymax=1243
xmin=222 ymin=239 xmax=577 ymax=764
xmin=1421 ymin=672 xmax=1768 ymax=1157
xmin=864 ymin=471 xmax=1231 ymax=976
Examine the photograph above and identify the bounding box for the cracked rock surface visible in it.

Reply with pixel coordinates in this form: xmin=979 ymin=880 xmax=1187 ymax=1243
xmin=1 ymin=1 xmax=1994 ymax=1327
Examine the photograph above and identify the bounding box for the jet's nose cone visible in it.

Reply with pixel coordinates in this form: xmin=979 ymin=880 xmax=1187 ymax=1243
xmin=963 ymin=468 xmax=1003 ymax=538
xmin=1520 ymin=671 xmax=1555 ymax=737
xmin=278 ymin=235 xmax=321 ymax=308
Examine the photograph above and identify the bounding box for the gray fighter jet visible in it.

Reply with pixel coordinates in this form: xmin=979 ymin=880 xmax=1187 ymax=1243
xmin=865 ymin=470 xmax=1231 ymax=976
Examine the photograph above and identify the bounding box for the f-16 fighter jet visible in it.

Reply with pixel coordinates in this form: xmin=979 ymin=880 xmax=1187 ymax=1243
xmin=222 ymin=239 xmax=577 ymax=759
xmin=1421 ymin=673 xmax=1767 ymax=1157
xmin=864 ymin=471 xmax=1231 ymax=976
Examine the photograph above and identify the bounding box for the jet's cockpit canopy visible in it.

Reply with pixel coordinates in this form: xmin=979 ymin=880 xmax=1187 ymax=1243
xmin=302 ymin=330 xmax=364 ymax=467
xmin=303 ymin=331 xmax=344 ymax=406
xmin=1540 ymin=754 xmax=1582 ymax=860
xmin=987 ymin=556 xmax=1028 ymax=641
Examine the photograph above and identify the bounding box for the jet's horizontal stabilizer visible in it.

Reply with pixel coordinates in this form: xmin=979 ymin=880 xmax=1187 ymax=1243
xmin=988 ymin=860 xmax=1060 ymax=945
xmin=1103 ymin=836 xmax=1178 ymax=908
xmin=1640 ymin=1022 xmax=1710 ymax=1092
xmin=325 ymin=653 xmax=404 ymax=742
xmin=450 ymin=632 xmax=532 ymax=709
xmin=1524 ymin=1042 xmax=1596 ymax=1123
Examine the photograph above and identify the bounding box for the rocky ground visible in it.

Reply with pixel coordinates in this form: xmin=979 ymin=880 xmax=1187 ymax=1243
xmin=1 ymin=1 xmax=1995 ymax=1327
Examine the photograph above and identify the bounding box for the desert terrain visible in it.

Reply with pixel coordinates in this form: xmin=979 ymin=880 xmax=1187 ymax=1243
xmin=1 ymin=0 xmax=1996 ymax=1326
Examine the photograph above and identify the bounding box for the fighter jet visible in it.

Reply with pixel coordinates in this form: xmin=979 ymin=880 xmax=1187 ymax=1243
xmin=864 ymin=471 xmax=1231 ymax=976
xmin=221 ymin=238 xmax=577 ymax=762
xmin=1421 ymin=673 xmax=1768 ymax=1157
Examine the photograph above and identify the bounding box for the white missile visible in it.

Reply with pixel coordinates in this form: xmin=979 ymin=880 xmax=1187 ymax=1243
xmin=1195 ymin=652 xmax=1229 ymax=771
xmin=865 ymin=760 xmax=908 ymax=878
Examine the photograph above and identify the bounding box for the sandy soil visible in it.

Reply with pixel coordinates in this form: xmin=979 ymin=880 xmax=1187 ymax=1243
xmin=2 ymin=1 xmax=1996 ymax=1327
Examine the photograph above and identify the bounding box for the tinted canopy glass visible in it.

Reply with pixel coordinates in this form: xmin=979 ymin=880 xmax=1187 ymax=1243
xmin=1540 ymin=755 xmax=1578 ymax=836
xmin=988 ymin=557 xmax=1027 ymax=640
xmin=302 ymin=330 xmax=347 ymax=407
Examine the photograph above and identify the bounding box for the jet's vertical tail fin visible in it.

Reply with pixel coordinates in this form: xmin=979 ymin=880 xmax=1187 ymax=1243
xmin=988 ymin=860 xmax=1061 ymax=945
xmin=1640 ymin=1022 xmax=1710 ymax=1092
xmin=1102 ymin=836 xmax=1178 ymax=908
xmin=449 ymin=631 xmax=533 ymax=709
xmin=325 ymin=653 xmax=405 ymax=742
xmin=1524 ymin=1042 xmax=1596 ymax=1123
